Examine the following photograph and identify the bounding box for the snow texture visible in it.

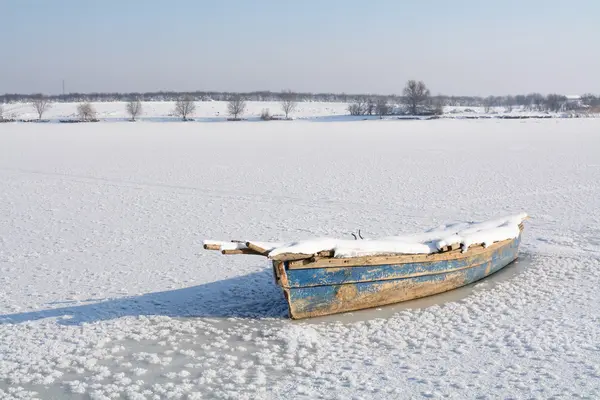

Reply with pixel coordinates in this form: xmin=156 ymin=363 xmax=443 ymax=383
xmin=1 ymin=115 xmax=600 ymax=399
xmin=263 ymin=212 xmax=527 ymax=258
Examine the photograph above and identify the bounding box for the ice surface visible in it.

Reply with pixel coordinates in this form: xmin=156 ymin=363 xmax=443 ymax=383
xmin=1 ymin=117 xmax=600 ymax=399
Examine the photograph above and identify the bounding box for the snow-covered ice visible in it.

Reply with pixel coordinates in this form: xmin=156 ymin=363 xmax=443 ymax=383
xmin=1 ymin=117 xmax=600 ymax=399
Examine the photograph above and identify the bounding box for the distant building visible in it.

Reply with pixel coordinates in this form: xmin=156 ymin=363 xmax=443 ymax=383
xmin=563 ymin=95 xmax=583 ymax=111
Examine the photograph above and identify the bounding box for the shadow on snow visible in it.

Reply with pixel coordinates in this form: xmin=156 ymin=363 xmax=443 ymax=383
xmin=0 ymin=268 xmax=289 ymax=326
xmin=0 ymin=254 xmax=534 ymax=326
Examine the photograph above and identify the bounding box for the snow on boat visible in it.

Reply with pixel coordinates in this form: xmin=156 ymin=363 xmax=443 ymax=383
xmin=204 ymin=213 xmax=528 ymax=319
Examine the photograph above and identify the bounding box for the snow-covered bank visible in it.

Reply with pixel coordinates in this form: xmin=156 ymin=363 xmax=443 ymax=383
xmin=1 ymin=100 xmax=592 ymax=123
xmin=0 ymin=101 xmax=349 ymax=122
xmin=1 ymin=119 xmax=600 ymax=398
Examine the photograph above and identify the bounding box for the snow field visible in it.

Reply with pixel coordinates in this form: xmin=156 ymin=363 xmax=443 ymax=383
xmin=1 ymin=100 xmax=583 ymax=123
xmin=0 ymin=101 xmax=349 ymax=122
xmin=1 ymin=118 xmax=600 ymax=398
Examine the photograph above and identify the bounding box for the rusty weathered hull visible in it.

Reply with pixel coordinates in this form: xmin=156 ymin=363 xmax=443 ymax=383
xmin=275 ymin=233 xmax=521 ymax=319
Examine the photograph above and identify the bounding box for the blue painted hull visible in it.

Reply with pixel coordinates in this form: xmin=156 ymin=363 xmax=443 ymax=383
xmin=275 ymin=233 xmax=521 ymax=319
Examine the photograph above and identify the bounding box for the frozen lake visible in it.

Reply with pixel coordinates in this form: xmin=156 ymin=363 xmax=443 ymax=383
xmin=1 ymin=119 xmax=600 ymax=399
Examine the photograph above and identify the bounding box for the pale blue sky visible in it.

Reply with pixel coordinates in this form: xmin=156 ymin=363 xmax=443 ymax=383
xmin=1 ymin=0 xmax=599 ymax=96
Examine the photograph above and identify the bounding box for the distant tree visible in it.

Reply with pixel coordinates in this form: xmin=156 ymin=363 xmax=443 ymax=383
xmin=505 ymin=95 xmax=515 ymax=105
xmin=515 ymin=95 xmax=527 ymax=107
xmin=403 ymin=80 xmax=430 ymax=115
xmin=504 ymin=97 xmax=513 ymax=112
xmin=483 ymin=96 xmax=495 ymax=113
xmin=0 ymin=104 xmax=3 ymax=121
xmin=32 ymin=96 xmax=52 ymax=120
xmin=545 ymin=94 xmax=567 ymax=112
xmin=77 ymin=102 xmax=97 ymax=121
xmin=126 ymin=98 xmax=143 ymax=121
xmin=260 ymin=108 xmax=272 ymax=121
xmin=526 ymin=93 xmax=545 ymax=111
xmin=280 ymin=90 xmax=297 ymax=120
xmin=432 ymin=97 xmax=445 ymax=115
xmin=504 ymin=95 xmax=515 ymax=112
xmin=174 ymin=96 xmax=196 ymax=121
xmin=227 ymin=95 xmax=246 ymax=119
xmin=366 ymin=99 xmax=376 ymax=115
xmin=581 ymin=93 xmax=599 ymax=107
xmin=436 ymin=95 xmax=449 ymax=109
xmin=534 ymin=95 xmax=546 ymax=111
xmin=375 ymin=98 xmax=389 ymax=118
xmin=347 ymin=99 xmax=366 ymax=116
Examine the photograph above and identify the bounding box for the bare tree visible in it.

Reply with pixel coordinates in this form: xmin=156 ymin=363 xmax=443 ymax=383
xmin=77 ymin=102 xmax=97 ymax=122
xmin=32 ymin=96 xmax=52 ymax=120
xmin=545 ymin=94 xmax=567 ymax=112
xmin=515 ymin=95 xmax=527 ymax=108
xmin=126 ymin=98 xmax=143 ymax=121
xmin=403 ymin=80 xmax=430 ymax=115
xmin=280 ymin=90 xmax=297 ymax=120
xmin=174 ymin=96 xmax=196 ymax=121
xmin=375 ymin=99 xmax=389 ymax=118
xmin=227 ymin=95 xmax=246 ymax=120
xmin=483 ymin=97 xmax=494 ymax=113
xmin=430 ymin=97 xmax=445 ymax=115
xmin=530 ymin=93 xmax=545 ymax=111
xmin=347 ymin=99 xmax=366 ymax=116
xmin=581 ymin=93 xmax=600 ymax=107
xmin=260 ymin=108 xmax=272 ymax=121
xmin=366 ymin=99 xmax=376 ymax=115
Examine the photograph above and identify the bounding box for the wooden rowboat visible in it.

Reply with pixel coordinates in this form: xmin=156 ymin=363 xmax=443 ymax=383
xmin=205 ymin=220 xmax=525 ymax=319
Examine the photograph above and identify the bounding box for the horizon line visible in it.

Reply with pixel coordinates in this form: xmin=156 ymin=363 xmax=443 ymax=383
xmin=1 ymin=88 xmax=594 ymax=100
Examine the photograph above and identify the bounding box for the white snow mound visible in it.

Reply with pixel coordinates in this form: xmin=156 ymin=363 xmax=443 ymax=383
xmin=266 ymin=212 xmax=527 ymax=258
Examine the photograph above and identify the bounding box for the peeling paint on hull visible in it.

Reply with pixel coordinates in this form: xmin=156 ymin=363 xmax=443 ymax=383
xmin=278 ymin=233 xmax=521 ymax=319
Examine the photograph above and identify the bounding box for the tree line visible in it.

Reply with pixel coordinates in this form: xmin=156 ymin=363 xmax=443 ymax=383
xmin=0 ymin=90 xmax=299 ymax=122
xmin=348 ymin=82 xmax=599 ymax=116
xmin=129 ymin=90 xmax=298 ymax=121
xmin=2 ymin=88 xmax=599 ymax=111
xmin=347 ymin=80 xmax=443 ymax=117
xmin=1 ymin=83 xmax=598 ymax=122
